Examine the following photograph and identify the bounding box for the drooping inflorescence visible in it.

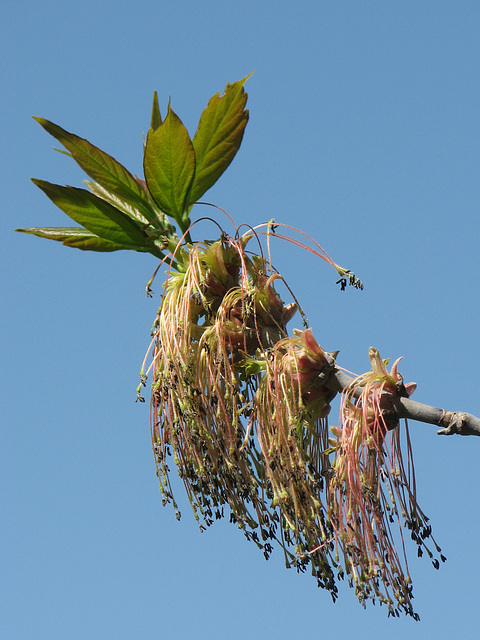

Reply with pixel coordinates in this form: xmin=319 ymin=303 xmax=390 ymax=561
xmin=326 ymin=350 xmax=445 ymax=618
xmin=140 ymin=226 xmax=443 ymax=618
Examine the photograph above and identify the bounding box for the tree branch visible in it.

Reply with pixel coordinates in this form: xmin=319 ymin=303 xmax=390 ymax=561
xmin=394 ymin=396 xmax=480 ymax=436
xmin=326 ymin=366 xmax=480 ymax=437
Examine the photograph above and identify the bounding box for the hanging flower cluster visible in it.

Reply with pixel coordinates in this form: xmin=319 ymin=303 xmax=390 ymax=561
xmin=141 ymin=229 xmax=444 ymax=618
xmin=148 ymin=234 xmax=281 ymax=542
xmin=326 ymin=349 xmax=445 ymax=618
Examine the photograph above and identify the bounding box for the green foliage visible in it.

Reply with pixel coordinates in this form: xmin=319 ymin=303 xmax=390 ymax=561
xmin=33 ymin=117 xmax=158 ymax=224
xmin=144 ymin=103 xmax=196 ymax=231
xmin=150 ymin=91 xmax=162 ymax=131
xmin=32 ymin=179 xmax=161 ymax=253
xmin=17 ymin=75 xmax=251 ymax=255
xmin=15 ymin=226 xmax=126 ymax=252
xmin=189 ymin=73 xmax=251 ymax=204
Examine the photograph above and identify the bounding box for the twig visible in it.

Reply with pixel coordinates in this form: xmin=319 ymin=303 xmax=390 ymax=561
xmin=326 ymin=366 xmax=480 ymax=437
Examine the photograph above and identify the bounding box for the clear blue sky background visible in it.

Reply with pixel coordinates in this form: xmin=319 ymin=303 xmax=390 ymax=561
xmin=2 ymin=2 xmax=479 ymax=638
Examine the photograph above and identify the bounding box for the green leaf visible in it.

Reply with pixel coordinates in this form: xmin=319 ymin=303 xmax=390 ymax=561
xmin=16 ymin=225 xmax=166 ymax=258
xmin=83 ymin=179 xmax=165 ymax=230
xmin=151 ymin=91 xmax=162 ymax=131
xmin=15 ymin=226 xmax=127 ymax=252
xmin=33 ymin=117 xmax=158 ymax=223
xmin=189 ymin=73 xmax=251 ymax=204
xmin=32 ymin=179 xmax=149 ymax=248
xmin=144 ymin=103 xmax=196 ymax=228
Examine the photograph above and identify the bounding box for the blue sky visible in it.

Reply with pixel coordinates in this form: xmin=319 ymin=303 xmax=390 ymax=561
xmin=2 ymin=1 xmax=479 ymax=638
